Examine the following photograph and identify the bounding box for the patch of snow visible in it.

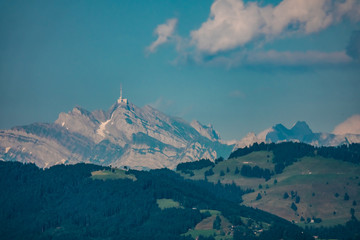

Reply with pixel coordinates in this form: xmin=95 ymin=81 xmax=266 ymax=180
xmin=333 ymin=115 xmax=360 ymax=135
xmin=5 ymin=147 xmax=10 ymax=153
xmin=97 ymin=119 xmax=111 ymax=137
xmin=257 ymin=128 xmax=273 ymax=142
xmin=55 ymin=159 xmax=66 ymax=165
xmin=235 ymin=127 xmax=274 ymax=149
xmin=61 ymin=122 xmax=65 ymax=127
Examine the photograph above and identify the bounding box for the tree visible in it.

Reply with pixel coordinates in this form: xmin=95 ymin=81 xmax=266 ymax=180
xmin=204 ymin=168 xmax=214 ymax=177
xmin=283 ymin=192 xmax=289 ymax=199
xmin=235 ymin=167 xmax=240 ymax=174
xmin=275 ymin=163 xmax=285 ymax=174
xmin=291 ymin=202 xmax=297 ymax=211
xmin=344 ymin=193 xmax=350 ymax=201
xmin=256 ymin=193 xmax=262 ymax=200
xmin=220 ymin=170 xmax=225 ymax=177
xmin=215 ymin=157 xmax=224 ymax=164
xmin=226 ymin=167 xmax=230 ymax=173
xmin=213 ymin=215 xmax=221 ymax=230
xmin=353 ymin=200 xmax=357 ymax=206
xmin=350 ymin=208 xmax=355 ymax=216
xmin=295 ymin=196 xmax=300 ymax=203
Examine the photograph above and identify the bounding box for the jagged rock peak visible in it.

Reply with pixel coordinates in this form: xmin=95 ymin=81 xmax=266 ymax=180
xmin=291 ymin=121 xmax=313 ymax=134
xmin=1 ymin=97 xmax=233 ymax=169
xmin=190 ymin=120 xmax=221 ymax=141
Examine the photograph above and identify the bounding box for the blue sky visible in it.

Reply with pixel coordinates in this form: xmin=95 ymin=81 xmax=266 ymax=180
xmin=0 ymin=0 xmax=359 ymax=140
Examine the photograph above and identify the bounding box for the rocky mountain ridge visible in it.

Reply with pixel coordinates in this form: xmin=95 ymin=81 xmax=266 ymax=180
xmin=235 ymin=121 xmax=360 ymax=149
xmin=0 ymin=100 xmax=233 ymax=169
xmin=1 ymin=96 xmax=359 ymax=169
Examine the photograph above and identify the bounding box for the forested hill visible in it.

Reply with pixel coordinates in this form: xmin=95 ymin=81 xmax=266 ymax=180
xmin=0 ymin=161 xmax=313 ymax=240
xmin=229 ymin=142 xmax=360 ymax=174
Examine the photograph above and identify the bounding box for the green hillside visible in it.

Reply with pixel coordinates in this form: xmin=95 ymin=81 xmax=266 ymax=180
xmin=0 ymin=161 xmax=315 ymax=240
xmin=177 ymin=144 xmax=360 ymax=227
xmin=243 ymin=156 xmax=360 ymax=226
xmin=1 ymin=142 xmax=360 ymax=239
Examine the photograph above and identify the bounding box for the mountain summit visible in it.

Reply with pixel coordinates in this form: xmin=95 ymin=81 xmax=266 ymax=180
xmin=0 ymin=94 xmax=233 ymax=169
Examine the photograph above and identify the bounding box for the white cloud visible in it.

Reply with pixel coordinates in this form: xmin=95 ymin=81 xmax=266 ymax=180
xmin=245 ymin=50 xmax=352 ymax=65
xmin=148 ymin=97 xmax=193 ymax=118
xmin=192 ymin=50 xmax=352 ymax=67
xmin=147 ymin=18 xmax=178 ymax=53
xmin=333 ymin=114 xmax=360 ymax=135
xmin=148 ymin=97 xmax=174 ymax=110
xmin=190 ymin=0 xmax=360 ymax=54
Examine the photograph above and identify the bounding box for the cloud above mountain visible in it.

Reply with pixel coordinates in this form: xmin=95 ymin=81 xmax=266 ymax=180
xmin=148 ymin=0 xmax=360 ymax=66
xmin=190 ymin=0 xmax=360 ymax=54
xmin=192 ymin=50 xmax=352 ymax=67
xmin=147 ymin=18 xmax=178 ymax=53
xmin=333 ymin=114 xmax=360 ymax=135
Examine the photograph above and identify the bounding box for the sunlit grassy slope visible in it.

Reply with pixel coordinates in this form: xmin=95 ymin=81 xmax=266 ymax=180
xmin=156 ymin=198 xmax=182 ymax=210
xmin=91 ymin=169 xmax=136 ymax=181
xmin=178 ymin=151 xmax=360 ymax=227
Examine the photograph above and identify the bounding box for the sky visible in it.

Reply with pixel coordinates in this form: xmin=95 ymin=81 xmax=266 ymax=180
xmin=0 ymin=0 xmax=359 ymax=141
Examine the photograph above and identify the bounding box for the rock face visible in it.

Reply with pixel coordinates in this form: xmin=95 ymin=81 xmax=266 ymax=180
xmin=0 ymin=100 xmax=233 ymax=169
xmin=235 ymin=121 xmax=360 ymax=149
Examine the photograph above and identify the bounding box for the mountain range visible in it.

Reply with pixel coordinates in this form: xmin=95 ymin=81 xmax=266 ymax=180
xmin=0 ymin=95 xmax=359 ymax=169
xmin=235 ymin=120 xmax=360 ymax=149
xmin=0 ymin=97 xmax=232 ymax=169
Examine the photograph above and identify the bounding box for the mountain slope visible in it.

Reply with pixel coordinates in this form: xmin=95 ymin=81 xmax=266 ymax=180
xmin=0 ymin=161 xmax=315 ymax=240
xmin=177 ymin=142 xmax=360 ymax=227
xmin=0 ymin=99 xmax=233 ymax=169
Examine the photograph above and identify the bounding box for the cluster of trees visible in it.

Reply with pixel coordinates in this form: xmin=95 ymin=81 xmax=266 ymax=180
xmin=176 ymin=159 xmax=214 ymax=172
xmin=240 ymin=165 xmax=273 ymax=181
xmin=0 ymin=161 xmax=316 ymax=240
xmin=307 ymin=218 xmax=360 ymax=239
xmin=229 ymin=142 xmax=360 ymax=174
xmin=0 ymin=162 xmax=204 ymax=240
xmin=317 ymin=144 xmax=360 ymax=164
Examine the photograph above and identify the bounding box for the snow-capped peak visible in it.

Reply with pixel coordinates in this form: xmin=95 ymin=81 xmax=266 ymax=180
xmin=333 ymin=114 xmax=360 ymax=135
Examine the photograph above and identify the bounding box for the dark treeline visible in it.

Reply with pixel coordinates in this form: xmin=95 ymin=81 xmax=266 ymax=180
xmin=229 ymin=142 xmax=360 ymax=173
xmin=0 ymin=161 xmax=313 ymax=240
xmin=317 ymin=144 xmax=360 ymax=164
xmin=240 ymin=165 xmax=273 ymax=181
xmin=176 ymin=159 xmax=214 ymax=171
xmin=0 ymin=162 xmax=201 ymax=240
xmin=306 ymin=218 xmax=360 ymax=240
